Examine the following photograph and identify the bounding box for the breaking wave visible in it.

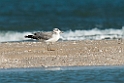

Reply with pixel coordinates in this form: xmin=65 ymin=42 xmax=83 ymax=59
xmin=0 ymin=28 xmax=124 ymax=42
xmin=62 ymin=28 xmax=124 ymax=40
xmin=0 ymin=31 xmax=32 ymax=42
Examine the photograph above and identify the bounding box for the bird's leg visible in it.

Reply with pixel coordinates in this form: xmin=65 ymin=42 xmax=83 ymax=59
xmin=51 ymin=42 xmax=56 ymax=51
xmin=47 ymin=42 xmax=55 ymax=51
xmin=47 ymin=44 xmax=50 ymax=51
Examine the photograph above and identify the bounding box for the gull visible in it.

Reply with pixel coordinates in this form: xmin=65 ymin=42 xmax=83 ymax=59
xmin=25 ymin=28 xmax=63 ymax=51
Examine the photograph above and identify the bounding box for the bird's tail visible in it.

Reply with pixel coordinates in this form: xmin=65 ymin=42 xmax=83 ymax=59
xmin=25 ymin=35 xmax=34 ymax=39
xmin=25 ymin=35 xmax=39 ymax=40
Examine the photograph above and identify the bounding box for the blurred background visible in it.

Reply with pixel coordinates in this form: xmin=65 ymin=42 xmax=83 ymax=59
xmin=0 ymin=0 xmax=124 ymax=42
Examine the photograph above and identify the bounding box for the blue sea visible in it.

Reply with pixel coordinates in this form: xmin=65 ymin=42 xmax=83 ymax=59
xmin=0 ymin=0 xmax=124 ymax=82
xmin=0 ymin=66 xmax=124 ymax=83
xmin=0 ymin=0 xmax=124 ymax=42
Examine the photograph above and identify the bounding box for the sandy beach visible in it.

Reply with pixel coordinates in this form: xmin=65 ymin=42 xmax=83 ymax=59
xmin=0 ymin=39 xmax=123 ymax=69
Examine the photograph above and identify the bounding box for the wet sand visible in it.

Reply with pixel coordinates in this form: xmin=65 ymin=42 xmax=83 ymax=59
xmin=0 ymin=39 xmax=124 ymax=69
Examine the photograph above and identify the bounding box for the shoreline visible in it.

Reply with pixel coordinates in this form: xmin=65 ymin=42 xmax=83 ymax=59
xmin=1 ymin=65 xmax=124 ymax=70
xmin=0 ymin=39 xmax=124 ymax=69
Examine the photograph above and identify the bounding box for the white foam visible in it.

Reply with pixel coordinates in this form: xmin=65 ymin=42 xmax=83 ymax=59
xmin=122 ymin=26 xmax=124 ymax=38
xmin=62 ymin=28 xmax=123 ymax=40
xmin=44 ymin=67 xmax=61 ymax=71
xmin=0 ymin=28 xmax=123 ymax=42
xmin=0 ymin=31 xmax=32 ymax=42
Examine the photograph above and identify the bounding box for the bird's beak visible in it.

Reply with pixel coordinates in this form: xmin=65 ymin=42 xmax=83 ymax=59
xmin=61 ymin=31 xmax=64 ymax=33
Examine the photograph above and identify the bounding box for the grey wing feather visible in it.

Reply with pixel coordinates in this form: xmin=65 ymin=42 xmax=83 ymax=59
xmin=34 ymin=31 xmax=53 ymax=40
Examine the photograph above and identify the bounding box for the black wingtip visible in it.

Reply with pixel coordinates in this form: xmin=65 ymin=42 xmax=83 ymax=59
xmin=24 ymin=35 xmax=33 ymax=38
xmin=24 ymin=35 xmax=28 ymax=38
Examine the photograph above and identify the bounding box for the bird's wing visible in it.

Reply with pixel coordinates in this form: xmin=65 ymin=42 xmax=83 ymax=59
xmin=34 ymin=31 xmax=53 ymax=40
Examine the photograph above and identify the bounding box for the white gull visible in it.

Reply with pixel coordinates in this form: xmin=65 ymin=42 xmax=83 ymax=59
xmin=25 ymin=28 xmax=63 ymax=51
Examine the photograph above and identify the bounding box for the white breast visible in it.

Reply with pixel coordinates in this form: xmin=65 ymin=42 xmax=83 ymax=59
xmin=45 ymin=34 xmax=60 ymax=43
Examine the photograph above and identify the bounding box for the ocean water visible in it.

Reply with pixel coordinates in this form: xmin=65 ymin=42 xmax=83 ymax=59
xmin=0 ymin=0 xmax=124 ymax=83
xmin=0 ymin=0 xmax=124 ymax=42
xmin=0 ymin=66 xmax=124 ymax=83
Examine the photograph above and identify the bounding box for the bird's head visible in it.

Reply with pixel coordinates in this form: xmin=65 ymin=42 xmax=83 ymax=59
xmin=53 ymin=28 xmax=63 ymax=34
